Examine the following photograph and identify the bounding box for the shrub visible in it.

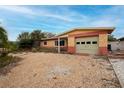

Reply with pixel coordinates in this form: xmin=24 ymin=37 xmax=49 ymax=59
xmin=8 ymin=41 xmax=18 ymax=52
xmin=18 ymin=40 xmax=33 ymax=49
xmin=0 ymin=52 xmax=8 ymax=57
xmin=0 ymin=55 xmax=13 ymax=68
xmin=0 ymin=55 xmax=20 ymax=68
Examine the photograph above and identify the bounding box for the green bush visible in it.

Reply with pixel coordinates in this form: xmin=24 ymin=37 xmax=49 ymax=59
xmin=8 ymin=41 xmax=18 ymax=52
xmin=18 ymin=40 xmax=33 ymax=49
xmin=0 ymin=52 xmax=8 ymax=57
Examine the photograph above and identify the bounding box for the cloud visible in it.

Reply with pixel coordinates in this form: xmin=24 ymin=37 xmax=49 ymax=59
xmin=49 ymin=6 xmax=90 ymax=23
xmin=1 ymin=5 xmax=124 ymax=41
xmin=90 ymin=18 xmax=120 ymax=27
xmin=0 ymin=6 xmax=35 ymax=15
xmin=0 ymin=6 xmax=123 ymax=26
xmin=0 ymin=5 xmax=91 ymax=23
xmin=0 ymin=6 xmax=73 ymax=22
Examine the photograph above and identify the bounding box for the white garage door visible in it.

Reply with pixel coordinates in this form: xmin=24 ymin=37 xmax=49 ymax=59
xmin=76 ymin=37 xmax=99 ymax=54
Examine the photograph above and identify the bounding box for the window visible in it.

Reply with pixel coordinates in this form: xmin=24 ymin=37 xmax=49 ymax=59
xmin=76 ymin=42 xmax=80 ymax=44
xmin=81 ymin=42 xmax=85 ymax=44
xmin=44 ymin=41 xmax=47 ymax=45
xmin=92 ymin=41 xmax=97 ymax=44
xmin=55 ymin=40 xmax=65 ymax=46
xmin=86 ymin=41 xmax=91 ymax=44
xmin=55 ymin=41 xmax=58 ymax=46
xmin=60 ymin=40 xmax=65 ymax=46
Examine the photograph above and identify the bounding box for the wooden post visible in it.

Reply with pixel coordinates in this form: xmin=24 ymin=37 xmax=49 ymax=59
xmin=58 ymin=37 xmax=60 ymax=53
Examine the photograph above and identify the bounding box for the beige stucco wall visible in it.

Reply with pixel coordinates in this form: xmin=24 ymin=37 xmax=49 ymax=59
xmin=68 ymin=37 xmax=75 ymax=47
xmin=99 ymin=33 xmax=108 ymax=47
xmin=40 ymin=39 xmax=67 ymax=47
xmin=40 ymin=40 xmax=55 ymax=47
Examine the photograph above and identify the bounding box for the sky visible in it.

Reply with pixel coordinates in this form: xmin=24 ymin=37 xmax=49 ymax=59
xmin=0 ymin=5 xmax=124 ymax=41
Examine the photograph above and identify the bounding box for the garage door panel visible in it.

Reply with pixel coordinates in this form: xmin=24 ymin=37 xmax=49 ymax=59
xmin=76 ymin=37 xmax=98 ymax=54
xmin=76 ymin=49 xmax=98 ymax=54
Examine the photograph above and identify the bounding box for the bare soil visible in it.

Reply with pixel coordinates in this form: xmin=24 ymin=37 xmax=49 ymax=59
xmin=0 ymin=52 xmax=121 ymax=88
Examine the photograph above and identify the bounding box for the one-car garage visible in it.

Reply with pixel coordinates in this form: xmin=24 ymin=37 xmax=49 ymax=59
xmin=41 ymin=27 xmax=115 ymax=55
xmin=76 ymin=37 xmax=99 ymax=54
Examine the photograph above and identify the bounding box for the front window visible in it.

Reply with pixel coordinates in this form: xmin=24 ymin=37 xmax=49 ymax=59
xmin=44 ymin=41 xmax=47 ymax=45
xmin=60 ymin=40 xmax=65 ymax=46
xmin=55 ymin=40 xmax=65 ymax=46
xmin=55 ymin=41 xmax=58 ymax=46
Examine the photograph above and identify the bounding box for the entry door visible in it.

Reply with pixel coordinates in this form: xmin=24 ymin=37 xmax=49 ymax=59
xmin=76 ymin=37 xmax=99 ymax=54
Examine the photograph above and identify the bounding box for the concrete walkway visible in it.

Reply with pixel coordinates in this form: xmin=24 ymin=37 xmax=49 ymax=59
xmin=109 ymin=58 xmax=124 ymax=88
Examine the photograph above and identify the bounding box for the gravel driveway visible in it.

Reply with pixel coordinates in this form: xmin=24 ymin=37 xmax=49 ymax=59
xmin=0 ymin=52 xmax=120 ymax=88
xmin=109 ymin=58 xmax=124 ymax=87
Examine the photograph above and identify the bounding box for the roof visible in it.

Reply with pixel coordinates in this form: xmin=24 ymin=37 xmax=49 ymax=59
xmin=57 ymin=27 xmax=115 ymax=36
xmin=41 ymin=37 xmax=58 ymax=41
xmin=41 ymin=27 xmax=115 ymax=41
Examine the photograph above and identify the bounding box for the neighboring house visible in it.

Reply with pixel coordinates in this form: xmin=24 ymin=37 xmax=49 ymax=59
xmin=108 ymin=37 xmax=124 ymax=51
xmin=40 ymin=27 xmax=115 ymax=55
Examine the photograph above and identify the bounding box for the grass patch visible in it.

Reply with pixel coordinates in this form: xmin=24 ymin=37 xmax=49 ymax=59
xmin=0 ymin=55 xmax=22 ymax=75
xmin=0 ymin=55 xmax=20 ymax=68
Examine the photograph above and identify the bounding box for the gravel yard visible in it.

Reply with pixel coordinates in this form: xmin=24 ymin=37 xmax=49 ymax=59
xmin=0 ymin=52 xmax=120 ymax=88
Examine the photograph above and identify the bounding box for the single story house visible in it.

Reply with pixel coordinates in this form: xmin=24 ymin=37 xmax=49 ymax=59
xmin=108 ymin=37 xmax=124 ymax=51
xmin=40 ymin=27 xmax=115 ymax=55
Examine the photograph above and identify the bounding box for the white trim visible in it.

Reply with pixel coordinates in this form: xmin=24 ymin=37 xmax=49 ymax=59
xmin=58 ymin=37 xmax=60 ymax=53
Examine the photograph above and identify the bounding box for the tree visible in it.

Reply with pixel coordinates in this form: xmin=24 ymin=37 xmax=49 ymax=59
xmin=8 ymin=41 xmax=18 ymax=52
xmin=0 ymin=26 xmax=9 ymax=56
xmin=17 ymin=30 xmax=55 ymax=49
xmin=43 ymin=32 xmax=56 ymax=38
xmin=108 ymin=34 xmax=117 ymax=41
xmin=0 ymin=26 xmax=8 ymax=48
xmin=18 ymin=39 xmax=33 ymax=49
xmin=17 ymin=32 xmax=30 ymax=41
xmin=30 ymin=30 xmax=45 ymax=40
xmin=17 ymin=32 xmax=32 ymax=49
xmin=30 ymin=30 xmax=47 ymax=48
